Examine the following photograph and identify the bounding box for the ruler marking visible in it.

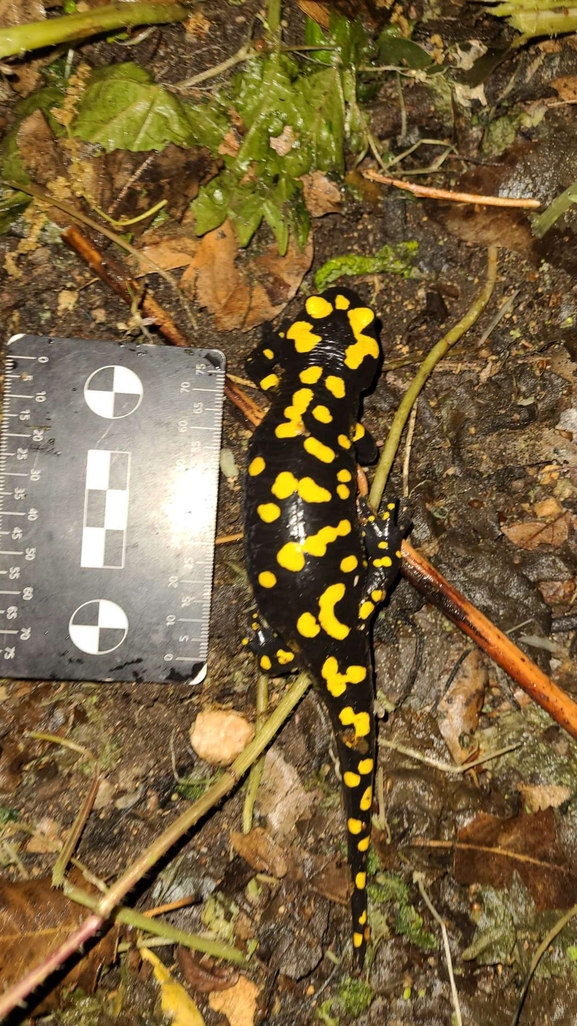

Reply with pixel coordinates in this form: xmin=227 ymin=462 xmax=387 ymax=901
xmin=0 ymin=551 xmax=23 ymax=555
xmin=10 ymin=394 xmax=34 ymax=400
xmin=0 ymin=590 xmax=20 ymax=595
xmin=9 ymin=354 xmax=37 ymax=360
xmin=0 ymin=630 xmax=19 ymax=635
xmin=5 ymin=433 xmax=32 ymax=438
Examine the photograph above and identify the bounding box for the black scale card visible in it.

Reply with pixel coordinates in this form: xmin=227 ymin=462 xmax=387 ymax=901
xmin=0 ymin=336 xmax=225 ymax=685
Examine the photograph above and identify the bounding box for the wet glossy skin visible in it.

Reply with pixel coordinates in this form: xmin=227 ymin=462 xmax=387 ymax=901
xmin=243 ymin=286 xmax=403 ymax=968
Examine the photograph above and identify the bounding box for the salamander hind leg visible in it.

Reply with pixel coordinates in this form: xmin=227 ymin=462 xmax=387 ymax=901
xmin=242 ymin=613 xmax=299 ymax=675
xmin=245 ymin=323 xmax=282 ymax=394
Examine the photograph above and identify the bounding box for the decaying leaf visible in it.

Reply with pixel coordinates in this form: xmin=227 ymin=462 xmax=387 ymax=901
xmin=230 ymin=827 xmax=288 ymax=878
xmin=257 ymin=749 xmax=314 ymax=840
xmin=178 ymin=947 xmax=239 ymax=994
xmin=180 ymin=220 xmax=313 ymax=330
xmin=0 ymin=878 xmax=117 ymax=1013
xmin=454 ymin=809 xmax=577 ymax=909
xmin=300 ymin=171 xmax=342 ymax=217
xmin=209 ymin=976 xmax=260 ymax=1026
xmin=16 ymin=109 xmax=67 ymax=188
xmin=517 ymin=783 xmax=573 ymax=812
xmin=297 ymin=1 xmax=330 ymax=28
xmin=141 ymin=947 xmax=205 ymax=1026
xmin=189 ymin=708 xmax=254 ymax=766
xmin=501 ymin=512 xmax=571 ymax=550
xmin=438 ymin=649 xmax=488 ymax=764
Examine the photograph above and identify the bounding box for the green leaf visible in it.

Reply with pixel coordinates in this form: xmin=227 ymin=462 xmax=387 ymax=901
xmin=377 ymin=28 xmax=433 ymax=70
xmin=72 ymin=62 xmax=227 ymax=152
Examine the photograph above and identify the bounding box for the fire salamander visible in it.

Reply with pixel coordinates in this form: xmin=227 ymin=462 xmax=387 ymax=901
xmin=243 ymin=286 xmax=404 ymax=969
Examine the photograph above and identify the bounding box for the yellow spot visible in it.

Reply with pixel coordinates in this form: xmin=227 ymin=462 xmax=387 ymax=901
xmin=277 ymin=542 xmax=305 ymax=571
xmin=338 ymin=434 xmax=351 ymax=450
xmin=343 ymin=771 xmax=361 ymax=787
xmin=263 ymin=348 xmax=274 ymax=359
xmin=345 ymin=307 xmax=379 ymax=369
xmin=275 ymin=388 xmax=313 ymax=439
xmin=260 ymin=373 xmax=279 ymax=390
xmin=312 ymin=405 xmax=332 ymax=424
xmin=277 ymin=649 xmax=295 ymax=664
xmin=318 ymin=583 xmax=349 ymax=640
xmin=359 ymin=910 xmax=367 ymax=925
xmin=299 ymin=365 xmax=322 ymax=384
xmin=387 ymin=502 xmax=395 ymax=510
xmin=257 ymin=503 xmax=281 ymax=523
xmin=275 ymin=422 xmax=301 ymax=439
xmin=335 ymin=294 xmax=350 ymax=310
xmin=260 ymin=656 xmax=272 ymax=670
xmin=337 ymin=484 xmax=350 ymax=500
xmin=306 ymin=295 xmax=333 ymax=318
xmin=298 ymin=477 xmax=331 ymax=503
xmin=325 ymin=375 xmax=345 ymax=399
xmin=287 ymin=321 xmax=322 ymax=353
xmin=340 ymin=555 xmax=358 ymax=573
xmin=348 ymin=818 xmax=363 ymax=834
xmin=371 ymin=589 xmax=384 ymax=602
xmin=258 ymin=571 xmax=277 ymax=588
xmin=303 ymin=519 xmax=351 ymax=557
xmin=374 ymin=556 xmax=392 ymax=568
xmin=360 ymin=787 xmax=372 ymax=812
xmin=353 ymin=422 xmax=366 ymax=441
xmin=321 ymin=656 xmax=366 ymax=698
xmin=339 ymin=707 xmax=371 ymax=738
xmin=396 ymin=550 xmax=402 ymax=558
xmin=297 ymin=612 xmax=320 ymax=637
xmin=378 ymin=540 xmax=389 ymax=549
xmin=357 ymin=836 xmax=370 ymax=852
xmin=303 ymin=437 xmax=335 ymax=463
xmin=248 ymin=456 xmax=265 ymax=476
xmin=337 ymin=469 xmax=352 ymax=482
xmin=241 ymin=637 xmax=249 ymax=646
xmin=271 ymin=471 xmax=299 ymax=500
xmin=353 ymin=932 xmax=363 ymax=948
xmin=355 ymin=872 xmax=367 ymax=890
xmin=358 ymin=759 xmax=373 ymax=775
xmin=359 ymin=600 xmax=374 ymax=619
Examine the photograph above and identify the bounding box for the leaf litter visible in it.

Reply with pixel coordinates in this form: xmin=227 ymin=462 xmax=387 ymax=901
xmin=1 ymin=0 xmax=577 ymax=1022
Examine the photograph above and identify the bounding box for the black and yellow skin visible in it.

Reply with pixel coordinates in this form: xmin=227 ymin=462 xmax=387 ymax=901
xmin=243 ymin=286 xmax=403 ymax=969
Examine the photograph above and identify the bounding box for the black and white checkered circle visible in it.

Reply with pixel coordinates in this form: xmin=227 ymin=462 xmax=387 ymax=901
xmin=84 ymin=365 xmax=143 ymax=419
xmin=69 ymin=599 xmax=128 ymax=655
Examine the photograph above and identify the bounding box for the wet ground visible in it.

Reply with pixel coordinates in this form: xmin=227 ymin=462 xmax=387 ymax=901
xmin=1 ymin=0 xmax=577 ymax=1023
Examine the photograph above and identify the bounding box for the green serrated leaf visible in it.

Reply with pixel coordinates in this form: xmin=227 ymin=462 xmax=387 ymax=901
xmin=314 ymin=241 xmax=417 ymax=291
xmin=72 ymin=62 xmax=226 ymax=152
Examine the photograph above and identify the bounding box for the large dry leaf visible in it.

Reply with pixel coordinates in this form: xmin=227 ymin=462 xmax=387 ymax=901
xmin=180 ymin=220 xmax=313 ymax=330
xmin=438 ymin=649 xmax=488 ymax=764
xmin=501 ymin=512 xmax=570 ymax=550
xmin=230 ymin=827 xmax=288 ymax=878
xmin=0 ymin=877 xmax=117 ymax=1014
xmin=141 ymin=947 xmax=205 ymax=1026
xmin=209 ymin=977 xmax=260 ymax=1026
xmin=454 ymin=809 xmax=577 ymax=909
xmin=300 ymin=171 xmax=342 ymax=217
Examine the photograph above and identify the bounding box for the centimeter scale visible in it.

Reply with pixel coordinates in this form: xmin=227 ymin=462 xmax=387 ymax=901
xmin=0 ymin=336 xmax=226 ymax=685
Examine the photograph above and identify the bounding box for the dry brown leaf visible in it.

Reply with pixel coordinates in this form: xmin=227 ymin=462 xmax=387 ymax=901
xmin=180 ymin=220 xmax=313 ymax=330
xmin=17 ymin=110 xmax=67 ymax=189
xmin=189 ymin=709 xmax=254 ymax=766
xmin=209 ymin=976 xmax=260 ymax=1026
xmin=178 ymin=948 xmax=239 ymax=994
xmin=230 ymin=827 xmax=288 ymax=878
xmin=296 ymin=1 xmax=330 ymax=28
xmin=533 ymin=497 xmax=564 ymax=518
xmin=454 ymin=809 xmax=577 ymax=909
xmin=438 ymin=649 xmax=488 ymax=764
xmin=137 ymin=234 xmax=199 ymax=272
xmin=0 ymin=877 xmax=117 ymax=1014
xmin=258 ymin=749 xmax=313 ymax=839
xmin=301 ymin=171 xmax=342 ymax=217
xmin=501 ymin=513 xmax=570 ymax=550
xmin=552 ymin=75 xmax=577 ymax=102
xmin=517 ymin=783 xmax=573 ymax=813
xmin=25 ymin=816 xmax=62 ymax=854
xmin=538 ymin=579 xmax=576 ymax=606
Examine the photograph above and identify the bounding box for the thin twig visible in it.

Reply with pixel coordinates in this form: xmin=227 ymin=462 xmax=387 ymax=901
xmin=370 ymin=247 xmax=498 ymax=507
xmin=0 ymin=672 xmax=312 ymax=1018
xmin=26 ymin=730 xmax=96 ymax=762
xmin=415 ymin=874 xmax=462 ymax=1026
xmin=511 ymin=904 xmax=577 ymax=1026
xmin=364 ymin=169 xmax=541 ymax=208
xmin=379 ymin=739 xmax=521 ymax=774
xmin=242 ymin=672 xmax=269 ymax=833
xmin=52 ymin=764 xmax=100 ymax=887
xmin=172 ymin=43 xmax=252 ymax=91
xmin=402 ymin=401 xmax=418 ymax=497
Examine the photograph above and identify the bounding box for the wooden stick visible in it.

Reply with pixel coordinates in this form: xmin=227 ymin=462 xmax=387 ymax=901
xmin=363 ymin=169 xmax=541 ymax=209
xmin=400 ymin=538 xmax=577 ymax=742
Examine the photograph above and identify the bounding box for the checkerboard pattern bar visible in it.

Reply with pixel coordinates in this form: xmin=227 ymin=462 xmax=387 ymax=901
xmin=81 ymin=450 xmax=131 ymax=568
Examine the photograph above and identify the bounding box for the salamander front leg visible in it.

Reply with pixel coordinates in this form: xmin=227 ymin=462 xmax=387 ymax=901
xmin=358 ymin=496 xmax=406 ymax=617
xmin=245 ymin=324 xmax=282 ymax=395
xmin=353 ymin=422 xmax=378 ymax=466
xmin=242 ymin=612 xmax=300 ymax=675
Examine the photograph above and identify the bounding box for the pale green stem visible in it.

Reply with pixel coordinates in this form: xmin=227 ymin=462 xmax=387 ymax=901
xmin=369 ymin=247 xmax=498 ymax=511
xmin=242 ymin=672 xmax=269 ymax=833
xmin=0 ymin=2 xmax=187 ymax=59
